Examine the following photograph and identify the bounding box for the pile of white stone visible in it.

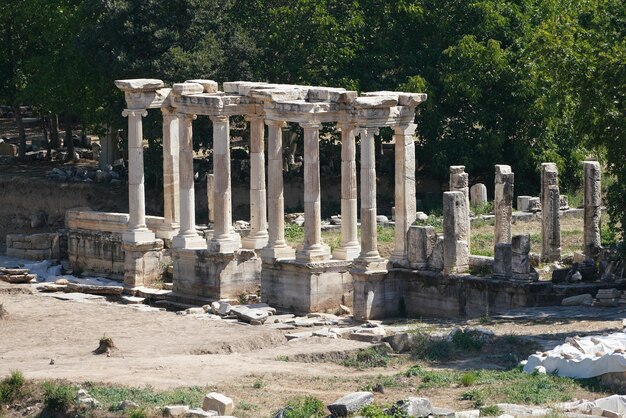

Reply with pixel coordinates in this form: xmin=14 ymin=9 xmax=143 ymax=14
xmin=164 ymin=392 xmax=235 ymax=417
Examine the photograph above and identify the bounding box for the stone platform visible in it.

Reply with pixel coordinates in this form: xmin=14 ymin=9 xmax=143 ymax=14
xmin=261 ymin=259 xmax=353 ymax=315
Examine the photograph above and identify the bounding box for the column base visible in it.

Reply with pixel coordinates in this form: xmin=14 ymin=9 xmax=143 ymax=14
xmin=155 ymin=224 xmax=180 ymax=240
xmin=389 ymin=251 xmax=410 ymax=268
xmin=261 ymin=245 xmax=296 ymax=261
xmin=123 ymin=229 xmax=156 ymax=244
xmin=122 ymin=239 xmax=165 ymax=289
xmin=172 ymin=234 xmax=207 ymax=250
xmin=207 ymin=232 xmax=241 ymax=253
xmin=296 ymin=245 xmax=331 ymax=263
xmin=241 ymin=232 xmax=269 ymax=250
xmin=351 ymin=257 xmax=389 ymax=273
xmin=332 ymin=245 xmax=361 ymax=261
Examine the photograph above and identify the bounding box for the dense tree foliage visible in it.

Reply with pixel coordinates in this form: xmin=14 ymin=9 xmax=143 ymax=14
xmin=1 ymin=0 xmax=623 ymax=239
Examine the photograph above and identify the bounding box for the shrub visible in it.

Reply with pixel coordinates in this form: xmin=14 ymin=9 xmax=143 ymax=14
xmin=127 ymin=407 xmax=149 ymax=418
xmin=410 ymin=333 xmax=453 ymax=362
xmin=0 ymin=370 xmax=26 ymax=405
xmin=460 ymin=372 xmax=478 ymax=387
xmin=343 ymin=347 xmax=390 ymax=369
xmin=451 ymin=330 xmax=485 ymax=351
xmin=42 ymin=381 xmax=75 ymax=412
xmin=480 ymin=405 xmax=503 ymax=416
xmin=281 ymin=396 xmax=325 ymax=418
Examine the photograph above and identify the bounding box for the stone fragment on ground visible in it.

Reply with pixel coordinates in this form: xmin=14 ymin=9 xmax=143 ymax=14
xmin=164 ymin=405 xmax=190 ymax=417
xmin=202 ymin=392 xmax=234 ymax=416
xmin=454 ymin=410 xmax=480 ymax=418
xmin=187 ymin=407 xmax=218 ymax=417
xmin=327 ymin=391 xmax=374 ymax=417
xmin=430 ymin=406 xmax=455 ymax=417
xmin=75 ymin=388 xmax=99 ymax=408
xmin=117 ymin=400 xmax=139 ymax=410
xmin=65 ymin=282 xmax=123 ymax=296
xmin=230 ymin=305 xmax=269 ymax=324
xmin=496 ymin=403 xmax=549 ymax=417
xmin=562 ymin=294 xmax=593 ymax=306
xmin=349 ymin=326 xmax=386 ymax=343
xmin=0 ymin=273 xmax=36 ymax=283
xmin=386 ymin=397 xmax=431 ymax=417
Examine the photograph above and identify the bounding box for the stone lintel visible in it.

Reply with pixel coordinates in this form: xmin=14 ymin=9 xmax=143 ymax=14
xmin=354 ymin=96 xmax=399 ymax=108
xmin=277 ymin=258 xmax=352 ymax=272
xmin=350 ymin=258 xmax=389 ymax=274
xmin=115 ymin=78 xmax=164 ymax=92
xmin=250 ymin=87 xmax=306 ymax=102
xmin=172 ymin=82 xmax=204 ymax=96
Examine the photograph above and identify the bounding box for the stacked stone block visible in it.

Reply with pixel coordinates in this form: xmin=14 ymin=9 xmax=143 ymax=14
xmin=5 ymin=233 xmax=60 ymax=260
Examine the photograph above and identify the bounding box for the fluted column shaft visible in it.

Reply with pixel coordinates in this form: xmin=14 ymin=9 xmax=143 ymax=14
xmin=333 ymin=123 xmax=360 ymax=260
xmin=390 ymin=123 xmax=417 ymax=266
xmin=262 ymin=120 xmax=295 ymax=260
xmin=172 ymin=113 xmax=206 ymax=249
xmin=122 ymin=109 xmax=155 ymax=243
xmin=242 ymin=116 xmax=269 ymax=249
xmin=357 ymin=128 xmax=381 ymax=260
xmin=157 ymin=108 xmax=180 ymax=240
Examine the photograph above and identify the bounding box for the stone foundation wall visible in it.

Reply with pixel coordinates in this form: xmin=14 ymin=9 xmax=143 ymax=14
xmin=261 ymin=260 xmax=353 ymax=315
xmin=172 ymin=249 xmax=261 ymax=302
xmin=5 ymin=233 xmax=61 ymax=260
xmin=66 ymin=210 xmax=166 ymax=279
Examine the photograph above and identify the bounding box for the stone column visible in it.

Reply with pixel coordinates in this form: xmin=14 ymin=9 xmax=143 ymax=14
xmin=261 ymin=120 xmax=295 ymax=260
xmin=207 ymin=173 xmax=215 ymax=225
xmin=208 ymin=115 xmax=240 ymax=253
xmin=122 ymin=109 xmax=155 ymax=243
xmin=450 ymin=165 xmax=470 ymax=249
xmin=333 ymin=123 xmax=360 ymax=260
xmin=390 ymin=123 xmax=417 ymax=266
xmin=494 ymin=165 xmax=514 ymax=244
xmin=541 ymin=163 xmax=561 ymax=261
xmin=157 ymin=108 xmax=180 ymax=240
xmin=172 ymin=113 xmax=206 ymax=249
xmin=354 ymin=127 xmax=386 ymax=270
xmin=242 ymin=116 xmax=269 ymax=250
xmin=443 ymin=191 xmax=469 ymax=274
xmin=511 ymin=234 xmax=531 ymax=281
xmin=583 ymin=161 xmax=602 ymax=258
xmin=297 ymin=122 xmax=330 ymax=262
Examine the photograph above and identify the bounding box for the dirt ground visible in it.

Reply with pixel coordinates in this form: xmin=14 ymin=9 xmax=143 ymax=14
xmin=1 ymin=281 xmax=623 ymax=417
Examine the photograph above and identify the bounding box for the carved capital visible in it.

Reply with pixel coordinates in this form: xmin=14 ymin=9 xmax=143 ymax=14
xmin=122 ymin=109 xmax=148 ymax=118
xmin=360 ymin=127 xmax=379 ymax=138
xmin=299 ymin=121 xmax=321 ymax=130
xmin=265 ymin=120 xmax=286 ymax=129
xmin=209 ymin=115 xmax=229 ymax=124
xmin=393 ymin=123 xmax=417 ymax=136
xmin=177 ymin=112 xmax=197 ymax=121
xmin=244 ymin=114 xmax=264 ymax=123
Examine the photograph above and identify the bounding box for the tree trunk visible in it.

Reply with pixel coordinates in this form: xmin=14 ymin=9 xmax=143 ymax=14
xmin=42 ymin=114 xmax=51 ymax=160
xmin=50 ymin=114 xmax=60 ymax=149
xmin=13 ymin=104 xmax=26 ymax=160
xmin=64 ymin=112 xmax=74 ymax=161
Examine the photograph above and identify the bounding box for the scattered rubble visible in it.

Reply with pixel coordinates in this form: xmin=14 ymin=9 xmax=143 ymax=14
xmin=327 ymin=391 xmax=374 ymax=416
xmin=202 ymin=392 xmax=234 ymax=416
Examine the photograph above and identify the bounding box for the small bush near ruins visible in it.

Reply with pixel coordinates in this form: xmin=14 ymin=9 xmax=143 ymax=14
xmin=42 ymin=381 xmax=75 ymax=412
xmin=279 ymin=395 xmax=325 ymax=418
xmin=0 ymin=370 xmax=26 ymax=406
xmin=480 ymin=405 xmax=503 ymax=416
xmin=343 ymin=346 xmax=391 ymax=369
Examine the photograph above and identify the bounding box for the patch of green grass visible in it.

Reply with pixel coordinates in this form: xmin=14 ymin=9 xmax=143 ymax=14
xmin=472 ymin=201 xmax=493 ymax=216
xmin=42 ymin=381 xmax=75 ymax=412
xmin=127 ymin=407 xmax=149 ymax=418
xmin=451 ymin=330 xmax=485 ymax=351
xmin=480 ymin=405 xmax=503 ymax=416
xmin=359 ymin=403 xmax=406 ymax=418
xmin=470 ymin=232 xmax=495 ymax=256
xmin=377 ymin=225 xmax=395 ymax=243
xmin=460 ymin=372 xmax=478 ymax=387
xmin=84 ymin=383 xmax=207 ymax=411
xmin=252 ymin=378 xmax=264 ymax=389
xmin=359 ymin=374 xmax=404 ymax=391
xmin=410 ymin=333 xmax=453 ymax=362
xmin=237 ymin=400 xmax=258 ymax=412
xmin=0 ymin=370 xmax=26 ymax=405
xmin=275 ymin=355 xmax=290 ymax=362
xmin=280 ymin=395 xmax=326 ymax=418
xmin=343 ymin=346 xmax=391 ymax=369
xmin=460 ymin=388 xmax=485 ymax=408
xmin=415 ymin=215 xmax=444 ymax=233
xmin=284 ymin=223 xmax=304 ymax=244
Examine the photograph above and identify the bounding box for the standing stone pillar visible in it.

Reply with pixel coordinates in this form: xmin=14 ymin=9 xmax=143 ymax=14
xmin=511 ymin=234 xmax=531 ymax=281
xmin=207 ymin=173 xmax=215 ymax=225
xmin=242 ymin=116 xmax=269 ymax=250
xmin=494 ymin=165 xmax=514 ymax=244
xmin=297 ymin=122 xmax=330 ymax=262
xmin=450 ymin=165 xmax=470 ymax=249
xmin=541 ymin=163 xmax=561 ymax=261
xmin=208 ymin=115 xmax=240 ymax=253
xmin=470 ymin=183 xmax=488 ymax=206
xmin=262 ymin=120 xmax=295 ymax=260
xmin=172 ymin=113 xmax=206 ymax=249
xmin=390 ymin=123 xmax=417 ymax=266
xmin=333 ymin=123 xmax=360 ymax=260
xmin=443 ymin=191 xmax=469 ymax=274
xmin=121 ymin=108 xmax=155 ymax=243
xmin=157 ymin=108 xmax=180 ymax=240
xmin=354 ymin=127 xmax=385 ymax=270
xmin=583 ymin=161 xmax=602 ymax=258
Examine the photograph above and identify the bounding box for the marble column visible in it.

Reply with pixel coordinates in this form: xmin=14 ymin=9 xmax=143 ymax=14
xmin=261 ymin=120 xmax=295 ymax=260
xmin=450 ymin=165 xmax=470 ymax=248
xmin=208 ymin=115 xmax=240 ymax=253
xmin=333 ymin=122 xmax=360 ymax=260
xmin=172 ymin=113 xmax=206 ymax=249
xmin=443 ymin=191 xmax=469 ymax=274
xmin=242 ymin=115 xmax=269 ymax=250
xmin=583 ymin=161 xmax=602 ymax=258
xmin=354 ymin=127 xmax=385 ymax=269
xmin=541 ymin=162 xmax=561 ymax=261
xmin=390 ymin=123 xmax=417 ymax=266
xmin=297 ymin=122 xmax=330 ymax=262
xmin=494 ymin=164 xmax=514 ymax=244
xmin=122 ymin=108 xmax=155 ymax=243
xmin=157 ymin=108 xmax=180 ymax=240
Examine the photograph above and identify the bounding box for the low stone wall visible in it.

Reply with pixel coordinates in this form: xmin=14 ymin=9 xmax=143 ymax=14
xmin=599 ymin=371 xmax=626 ymax=393
xmin=172 ymin=249 xmax=261 ymax=303
xmin=5 ymin=233 xmax=61 ymax=260
xmin=66 ymin=210 xmax=166 ymax=279
xmin=261 ymin=259 xmax=353 ymax=315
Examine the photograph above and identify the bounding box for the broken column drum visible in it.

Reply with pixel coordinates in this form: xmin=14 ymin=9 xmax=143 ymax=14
xmin=442 ymin=191 xmax=469 ymax=274
xmin=449 ymin=165 xmax=470 ymax=249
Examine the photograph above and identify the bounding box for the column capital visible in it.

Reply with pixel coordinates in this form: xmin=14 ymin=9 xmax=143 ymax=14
xmin=244 ymin=114 xmax=264 ymax=122
xmin=122 ymin=109 xmax=148 ymax=118
xmin=393 ymin=123 xmax=417 ymax=136
xmin=209 ymin=114 xmax=229 ymax=124
xmin=336 ymin=121 xmax=358 ymax=131
xmin=177 ymin=112 xmax=197 ymax=121
xmin=161 ymin=106 xmax=177 ymax=117
xmin=299 ymin=121 xmax=321 ymax=130
xmin=360 ymin=127 xmax=379 ymax=137
xmin=266 ymin=119 xmax=286 ymax=128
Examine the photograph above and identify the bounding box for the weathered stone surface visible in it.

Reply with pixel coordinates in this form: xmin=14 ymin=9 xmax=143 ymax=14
xmin=541 ymin=163 xmax=561 ymax=262
xmin=494 ymin=165 xmax=514 ymax=244
xmin=327 ymin=392 xmax=374 ymax=417
xmin=0 ymin=274 xmax=36 ymax=284
xmin=65 ymin=283 xmax=124 ymax=295
xmin=202 ymin=392 xmax=234 ymax=416
xmin=443 ymin=191 xmax=469 ymax=274
xmin=470 ymin=183 xmax=488 ymax=206
xmin=454 ymin=410 xmax=480 ymax=418
xmin=115 ymin=79 xmax=164 ymax=91
xmin=164 ymin=405 xmax=190 ymax=417
xmin=430 ymin=406 xmax=455 ymax=417
xmin=562 ymin=294 xmax=593 ymax=306
xmin=230 ymin=306 xmax=269 ymax=323
xmin=493 ymin=243 xmax=512 ymax=279
xmin=185 ymin=79 xmax=218 ymax=93
xmin=388 ymin=397 xmax=432 ymax=417
xmin=517 ymin=196 xmax=532 ymax=212
xmin=407 ymin=226 xmax=437 ymax=270
xmin=186 ymin=407 xmax=217 ymax=417
xmin=511 ymin=234 xmax=531 ymax=281
xmin=583 ymin=161 xmax=602 ymax=258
